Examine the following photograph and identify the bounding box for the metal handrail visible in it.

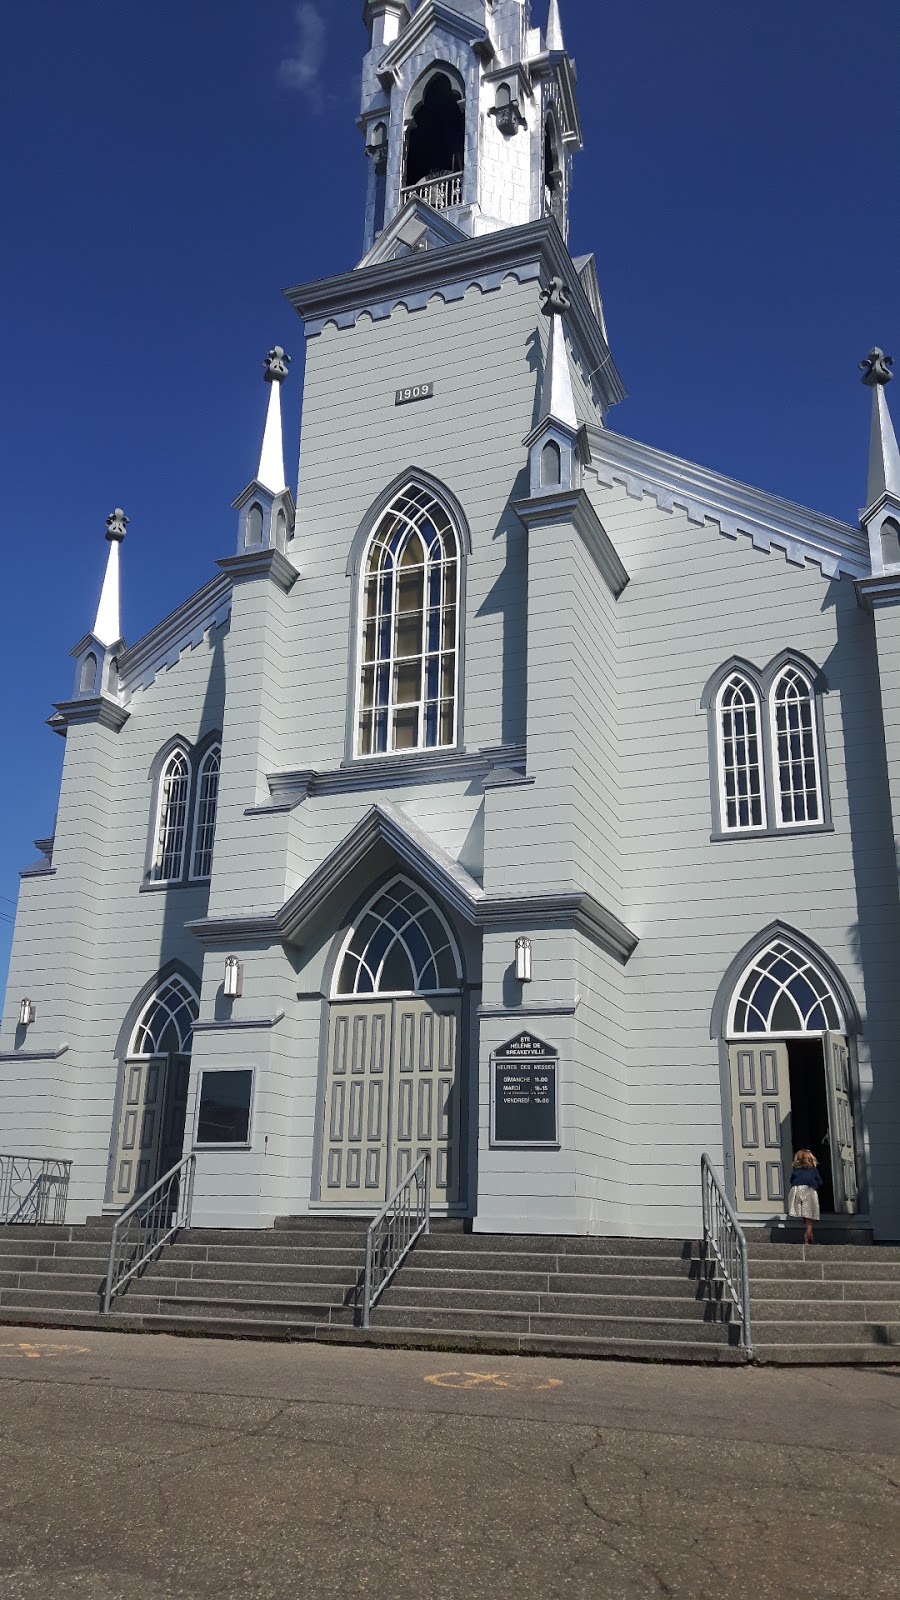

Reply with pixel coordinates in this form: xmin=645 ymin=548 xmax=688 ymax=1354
xmin=400 ymin=171 xmax=463 ymax=212
xmin=102 ymin=1152 xmax=195 ymax=1313
xmin=363 ymin=1152 xmax=431 ymax=1329
xmin=0 ymin=1155 xmax=72 ymax=1226
xmin=701 ymin=1153 xmax=753 ymax=1355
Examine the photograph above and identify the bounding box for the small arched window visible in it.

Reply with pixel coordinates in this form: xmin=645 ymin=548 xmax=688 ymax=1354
xmin=131 ymin=976 xmax=199 ymax=1055
xmin=79 ymin=653 xmax=98 ymax=695
xmin=541 ymin=440 xmax=562 ymax=488
xmin=770 ymin=668 xmax=822 ymax=826
xmin=881 ymin=517 xmax=900 ymax=567
xmin=191 ymin=745 xmax=221 ymax=881
xmin=717 ymin=675 xmax=765 ymax=831
xmin=357 ymin=483 xmax=461 ymax=756
xmin=245 ymin=503 xmax=264 ymax=548
xmin=336 ymin=880 xmax=461 ymax=996
xmin=152 ymin=749 xmax=192 ymax=882
xmin=275 ymin=509 xmax=288 ymax=550
xmin=729 ymin=939 xmax=843 ymax=1036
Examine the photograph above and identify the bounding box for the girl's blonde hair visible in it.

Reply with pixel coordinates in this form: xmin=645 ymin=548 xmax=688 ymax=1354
xmin=793 ymin=1148 xmax=818 ymax=1169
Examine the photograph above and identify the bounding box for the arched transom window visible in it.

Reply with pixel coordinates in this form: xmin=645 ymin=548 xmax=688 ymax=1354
xmin=357 ymin=484 xmax=460 ymax=757
xmin=152 ymin=749 xmax=192 ymax=881
xmin=770 ymin=668 xmax=822 ymax=826
xmin=131 ymin=976 xmax=199 ymax=1056
xmin=717 ymin=675 xmax=765 ymax=831
xmin=336 ymin=881 xmax=461 ymax=996
xmin=729 ymin=941 xmax=844 ymax=1036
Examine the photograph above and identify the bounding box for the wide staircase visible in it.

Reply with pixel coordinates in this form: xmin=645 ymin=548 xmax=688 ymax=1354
xmin=0 ymin=1218 xmax=896 ymax=1364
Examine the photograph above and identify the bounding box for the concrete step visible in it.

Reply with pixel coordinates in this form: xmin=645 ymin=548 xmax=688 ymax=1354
xmin=751 ymin=1318 xmax=899 ymax=1346
xmin=749 ymin=1278 xmax=900 ymax=1303
xmin=752 ymin=1298 xmax=900 ymax=1324
xmin=178 ymin=1228 xmax=370 ymax=1249
xmin=139 ymin=1258 xmax=363 ymax=1289
xmin=131 ymin=1277 xmax=358 ymax=1309
xmin=749 ymin=1258 xmax=900 ymax=1283
xmin=377 ymin=1285 xmax=711 ymax=1320
xmin=746 ymin=1242 xmax=900 ymax=1263
xmin=368 ymin=1304 xmax=732 ymax=1341
xmin=148 ymin=1293 xmax=357 ymax=1325
xmin=384 ymin=1247 xmax=695 ymax=1277
xmin=392 ymin=1266 xmax=703 ymax=1297
xmin=752 ymin=1343 xmax=900 ymax=1365
xmin=415 ymin=1234 xmax=694 ymax=1258
xmin=0 ymin=1287 xmax=103 ymax=1313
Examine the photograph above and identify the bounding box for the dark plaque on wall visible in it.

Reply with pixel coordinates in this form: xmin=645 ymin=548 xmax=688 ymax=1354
xmin=491 ymin=1032 xmax=559 ymax=1148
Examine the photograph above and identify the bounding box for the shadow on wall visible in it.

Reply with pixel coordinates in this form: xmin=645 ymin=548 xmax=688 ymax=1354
xmin=822 ymin=575 xmax=900 ymax=1225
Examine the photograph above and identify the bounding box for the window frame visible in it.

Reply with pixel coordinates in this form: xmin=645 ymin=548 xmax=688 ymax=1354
xmin=768 ymin=666 xmax=824 ymax=831
xmin=715 ymin=673 xmax=767 ymax=835
xmin=346 ymin=473 xmax=470 ymax=766
xmin=144 ymin=732 xmax=223 ymax=889
xmin=193 ymin=1066 xmax=255 ymax=1151
xmin=150 ymin=746 xmax=193 ymax=883
xmin=189 ymin=742 xmax=222 ymax=882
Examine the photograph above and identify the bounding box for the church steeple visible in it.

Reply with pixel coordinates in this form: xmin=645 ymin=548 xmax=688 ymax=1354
xmin=93 ymin=508 xmax=127 ymax=648
xmin=233 ymin=348 xmax=295 ymax=556
xmin=860 ymin=348 xmax=900 ymax=575
xmin=359 ymin=0 xmax=583 ymax=253
xmin=70 ymin=509 xmax=128 ymax=702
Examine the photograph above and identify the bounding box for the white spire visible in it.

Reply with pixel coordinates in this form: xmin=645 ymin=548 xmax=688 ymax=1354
xmin=93 ymin=509 xmax=127 ymax=648
xmin=257 ymin=346 xmax=291 ymax=494
xmin=538 ymin=279 xmax=578 ymax=430
xmin=861 ymin=349 xmax=900 ymax=510
xmin=546 ymin=0 xmax=565 ymax=51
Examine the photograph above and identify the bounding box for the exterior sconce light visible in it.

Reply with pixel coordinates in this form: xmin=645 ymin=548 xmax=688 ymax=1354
xmin=515 ymin=938 xmax=533 ymax=983
xmin=223 ymin=958 xmax=244 ymax=1000
xmin=19 ymin=999 xmax=36 ymax=1028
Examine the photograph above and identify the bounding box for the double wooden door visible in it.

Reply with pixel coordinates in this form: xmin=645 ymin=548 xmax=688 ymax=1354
xmin=320 ymin=998 xmax=462 ymax=1206
xmin=727 ymin=1035 xmax=858 ymax=1216
xmin=111 ymin=1054 xmax=191 ymax=1208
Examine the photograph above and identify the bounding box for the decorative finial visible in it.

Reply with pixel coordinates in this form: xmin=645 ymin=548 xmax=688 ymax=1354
xmin=860 ymin=348 xmax=893 ymax=388
xmin=105 ymin=509 xmax=128 ymax=543
xmin=264 ymin=346 xmax=291 ymax=384
xmin=541 ymin=277 xmax=571 ymax=317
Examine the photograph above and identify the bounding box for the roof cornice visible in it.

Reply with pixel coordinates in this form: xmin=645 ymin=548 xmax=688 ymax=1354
xmin=378 ymin=1 xmax=493 ymax=70
xmin=587 ymin=426 xmax=868 ymax=581
xmin=285 ymin=220 xmax=626 ymax=412
xmin=856 ymin=573 xmax=900 ymax=610
xmin=48 ymin=696 xmax=130 ymax=738
xmin=217 ymin=549 xmax=300 ymax=594
xmin=187 ymin=801 xmax=638 ymax=963
xmin=116 ymin=571 xmax=233 ymax=700
xmin=515 ymin=487 xmax=630 ymax=597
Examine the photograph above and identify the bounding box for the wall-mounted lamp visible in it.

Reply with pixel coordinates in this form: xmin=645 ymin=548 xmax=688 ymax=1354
xmin=515 ymin=938 xmax=533 ymax=984
xmin=223 ymin=958 xmax=244 ymax=1000
xmin=19 ymin=999 xmax=36 ymax=1028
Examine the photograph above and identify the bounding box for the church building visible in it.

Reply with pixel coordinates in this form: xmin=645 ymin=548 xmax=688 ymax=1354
xmin=3 ymin=0 xmax=900 ymax=1246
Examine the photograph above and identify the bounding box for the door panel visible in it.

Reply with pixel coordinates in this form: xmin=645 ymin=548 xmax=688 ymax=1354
xmin=824 ymin=1033 xmax=858 ymax=1213
xmin=391 ymin=998 xmax=461 ymax=1201
xmin=113 ymin=1056 xmax=168 ymax=1207
xmin=728 ymin=1042 xmax=792 ymax=1214
xmin=321 ymin=1003 xmax=391 ymax=1203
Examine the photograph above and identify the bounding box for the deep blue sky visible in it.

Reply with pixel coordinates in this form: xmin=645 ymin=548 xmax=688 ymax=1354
xmin=0 ymin=0 xmax=897 ymax=997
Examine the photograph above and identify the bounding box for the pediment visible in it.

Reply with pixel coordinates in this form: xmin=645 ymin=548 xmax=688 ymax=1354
xmin=379 ymin=2 xmax=493 ymax=74
xmin=358 ymin=200 xmax=468 ymax=270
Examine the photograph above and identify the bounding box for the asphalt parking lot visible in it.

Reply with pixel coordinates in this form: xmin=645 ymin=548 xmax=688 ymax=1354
xmin=0 ymin=1327 xmax=897 ymax=1599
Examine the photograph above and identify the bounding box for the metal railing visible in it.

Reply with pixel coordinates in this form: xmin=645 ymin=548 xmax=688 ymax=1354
xmin=363 ymin=1152 xmax=431 ymax=1329
xmin=0 ymin=1155 xmax=72 ymax=1226
xmin=102 ymin=1153 xmax=195 ymax=1314
xmin=701 ymin=1153 xmax=753 ymax=1355
xmin=400 ymin=172 xmax=463 ymax=212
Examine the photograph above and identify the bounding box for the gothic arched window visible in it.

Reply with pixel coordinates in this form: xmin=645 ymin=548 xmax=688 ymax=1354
xmin=544 ymin=117 xmax=564 ymax=228
xmin=130 ymin=975 xmax=199 ymax=1055
xmin=541 ymin=440 xmax=562 ymax=487
xmin=79 ymin=652 xmax=98 ymax=695
xmin=729 ymin=940 xmax=844 ymax=1036
xmin=191 ymin=744 xmax=221 ymax=881
xmin=403 ymin=70 xmax=465 ymax=207
xmin=881 ymin=516 xmax=900 ymax=567
xmin=335 ymin=880 xmax=461 ymax=996
xmin=245 ymin=503 xmax=264 ymax=548
xmin=770 ymin=667 xmax=823 ymax=827
xmin=152 ymin=749 xmax=192 ymax=882
xmin=717 ymin=675 xmax=765 ymax=832
xmin=357 ymin=483 xmax=461 ymax=756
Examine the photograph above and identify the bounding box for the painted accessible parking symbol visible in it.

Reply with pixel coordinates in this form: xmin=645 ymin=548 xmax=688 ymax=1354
xmin=425 ymin=1371 xmax=564 ymax=1392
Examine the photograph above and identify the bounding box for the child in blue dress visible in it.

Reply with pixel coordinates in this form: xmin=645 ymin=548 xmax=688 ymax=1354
xmin=787 ymin=1149 xmax=824 ymax=1244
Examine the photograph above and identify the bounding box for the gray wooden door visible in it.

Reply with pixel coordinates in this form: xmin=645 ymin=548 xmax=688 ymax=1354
xmin=392 ymin=998 xmax=461 ymax=1203
xmin=824 ymin=1033 xmax=858 ymax=1213
xmin=321 ymin=1002 xmax=392 ymax=1203
xmin=321 ymin=998 xmax=462 ymax=1206
xmin=112 ymin=1056 xmax=168 ymax=1207
xmin=728 ymin=1042 xmax=792 ymax=1214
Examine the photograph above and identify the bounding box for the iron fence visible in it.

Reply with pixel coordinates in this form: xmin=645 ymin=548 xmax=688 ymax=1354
xmin=0 ymin=1155 xmax=71 ymax=1226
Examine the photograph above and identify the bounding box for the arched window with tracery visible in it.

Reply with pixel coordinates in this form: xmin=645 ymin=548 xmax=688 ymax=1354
xmin=130 ymin=975 xmax=199 ymax=1055
xmin=728 ymin=940 xmax=844 ymax=1036
xmin=152 ymin=748 xmax=191 ymax=881
xmin=357 ymin=483 xmax=460 ymax=756
xmin=717 ymin=675 xmax=765 ymax=831
xmin=335 ymin=880 xmax=461 ymax=996
xmin=402 ymin=70 xmax=465 ymax=209
xmin=191 ymin=744 xmax=221 ymax=881
xmin=770 ymin=667 xmax=822 ymax=827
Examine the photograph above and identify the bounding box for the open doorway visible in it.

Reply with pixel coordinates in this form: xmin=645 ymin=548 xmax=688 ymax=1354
xmin=787 ymin=1038 xmax=835 ymax=1213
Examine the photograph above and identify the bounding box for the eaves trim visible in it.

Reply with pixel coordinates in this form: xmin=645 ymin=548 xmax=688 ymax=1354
xmin=116 ymin=572 xmax=234 ymax=700
xmin=587 ymin=427 xmax=868 ymax=580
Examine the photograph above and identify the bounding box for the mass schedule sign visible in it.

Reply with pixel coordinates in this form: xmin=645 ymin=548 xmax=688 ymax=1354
xmin=490 ymin=1032 xmax=559 ymax=1148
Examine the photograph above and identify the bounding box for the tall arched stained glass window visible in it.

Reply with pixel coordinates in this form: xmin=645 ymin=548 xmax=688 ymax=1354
xmin=191 ymin=745 xmax=221 ymax=880
xmin=357 ymin=483 xmax=460 ymax=756
xmin=152 ymin=749 xmax=191 ymax=882
xmin=717 ymin=675 xmax=765 ymax=831
xmin=770 ymin=668 xmax=822 ymax=827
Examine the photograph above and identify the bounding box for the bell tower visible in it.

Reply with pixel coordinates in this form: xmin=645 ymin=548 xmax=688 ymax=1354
xmin=360 ymin=0 xmax=583 ymax=252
